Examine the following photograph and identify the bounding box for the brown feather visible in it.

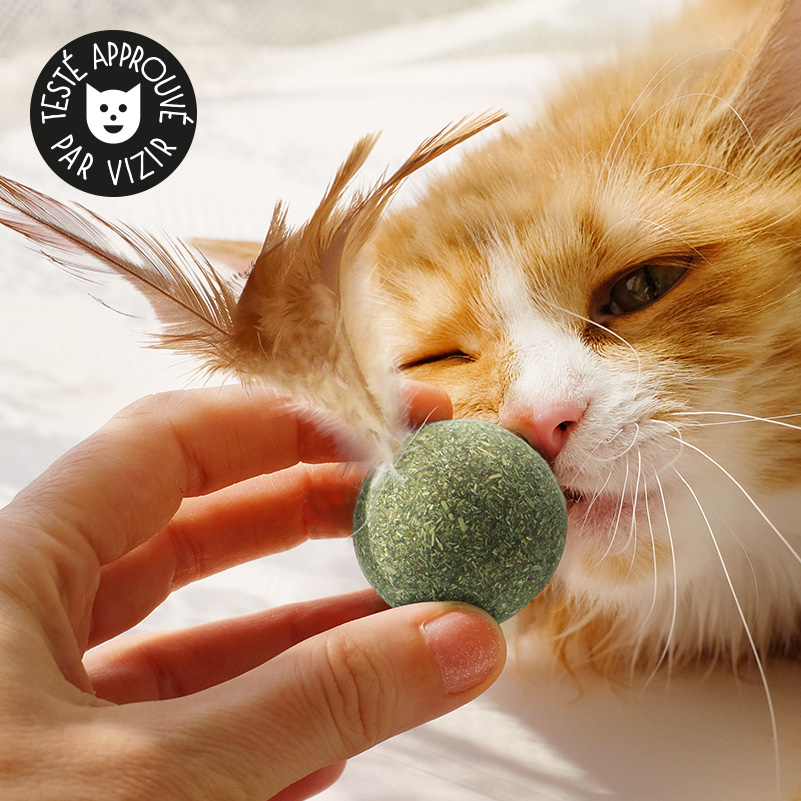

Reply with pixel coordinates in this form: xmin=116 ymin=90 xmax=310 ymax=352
xmin=0 ymin=111 xmax=506 ymax=461
xmin=0 ymin=175 xmax=240 ymax=368
xmin=234 ymin=113 xmax=507 ymax=461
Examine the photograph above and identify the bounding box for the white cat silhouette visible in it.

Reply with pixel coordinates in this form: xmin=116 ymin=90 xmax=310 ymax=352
xmin=86 ymin=84 xmax=141 ymax=144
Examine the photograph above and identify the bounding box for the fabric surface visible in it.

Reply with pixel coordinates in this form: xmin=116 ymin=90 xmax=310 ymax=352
xmin=1 ymin=1 xmax=800 ymax=798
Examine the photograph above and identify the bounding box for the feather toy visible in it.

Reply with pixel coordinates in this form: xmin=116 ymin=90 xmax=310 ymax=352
xmin=0 ymin=112 xmax=505 ymax=462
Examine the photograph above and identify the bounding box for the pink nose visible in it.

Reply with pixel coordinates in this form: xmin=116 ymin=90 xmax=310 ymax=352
xmin=500 ymin=401 xmax=586 ymax=463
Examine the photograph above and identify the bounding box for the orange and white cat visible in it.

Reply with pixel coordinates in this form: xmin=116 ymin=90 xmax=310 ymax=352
xmin=2 ymin=0 xmax=800 ymax=686
xmin=366 ymin=0 xmax=801 ymax=676
xmin=195 ymin=0 xmax=801 ymax=679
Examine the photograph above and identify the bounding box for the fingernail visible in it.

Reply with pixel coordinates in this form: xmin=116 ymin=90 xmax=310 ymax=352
xmin=422 ymin=608 xmax=504 ymax=695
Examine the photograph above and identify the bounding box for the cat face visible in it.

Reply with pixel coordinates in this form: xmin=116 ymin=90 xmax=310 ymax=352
xmin=373 ymin=1 xmax=801 ymax=671
xmin=86 ymin=84 xmax=141 ymax=144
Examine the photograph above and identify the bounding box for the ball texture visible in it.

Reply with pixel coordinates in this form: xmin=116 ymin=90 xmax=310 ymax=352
xmin=353 ymin=419 xmax=568 ymax=622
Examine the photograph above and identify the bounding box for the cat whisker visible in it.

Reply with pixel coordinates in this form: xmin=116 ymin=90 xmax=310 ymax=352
xmin=667 ymin=410 xmax=801 ymax=432
xmin=612 ymin=422 xmax=640 ymax=460
xmin=587 ymin=422 xmax=645 ymax=466
xmin=650 ymin=418 xmax=686 ymax=470
xmin=580 ymin=470 xmax=614 ymax=529
xmin=600 ymin=455 xmax=631 ymax=561
xmin=629 ymin=471 xmax=661 ymax=683
xmin=627 ymin=217 xmax=711 ymax=266
xmin=674 ymin=437 xmax=801 ymax=565
xmin=622 ymin=448 xmax=643 ymax=559
xmin=603 ymin=45 xmax=745 ymax=176
xmin=673 ymin=467 xmax=781 ymax=794
xmin=567 ymin=425 xmax=648 ymax=491
xmin=646 ymin=471 xmax=679 ymax=685
xmin=643 ymin=162 xmax=745 ymax=183
xmin=550 ymin=303 xmax=644 ymax=394
xmin=612 ymin=91 xmax=755 ymax=172
xmin=603 ymin=50 xmax=679 ymax=174
xmin=565 ymin=426 xmax=627 ymax=483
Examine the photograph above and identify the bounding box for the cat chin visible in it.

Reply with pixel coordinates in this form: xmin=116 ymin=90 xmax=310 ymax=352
xmin=531 ymin=479 xmax=801 ymax=674
xmin=555 ymin=529 xmax=663 ymax=602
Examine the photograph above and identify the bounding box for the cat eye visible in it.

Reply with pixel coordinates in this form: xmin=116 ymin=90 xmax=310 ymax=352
xmin=400 ymin=350 xmax=473 ymax=369
xmin=604 ymin=263 xmax=687 ymax=316
xmin=100 ymin=104 xmax=108 ymax=112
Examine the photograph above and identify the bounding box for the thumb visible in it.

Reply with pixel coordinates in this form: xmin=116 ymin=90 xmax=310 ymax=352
xmin=161 ymin=602 xmax=505 ymax=798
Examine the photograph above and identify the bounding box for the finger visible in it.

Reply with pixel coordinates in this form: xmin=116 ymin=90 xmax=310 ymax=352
xmin=88 ymin=462 xmax=366 ymax=646
xmin=7 ymin=384 xmax=352 ymax=573
xmin=88 ymin=380 xmax=450 ymax=646
xmin=8 ymin=381 xmax=448 ymax=581
xmin=1 ymin=384 xmax=347 ymax=668
xmin=269 ymin=763 xmax=347 ymax=801
xmin=85 ymin=590 xmax=387 ymax=702
xmin=400 ymin=378 xmax=452 ymax=425
xmin=124 ymin=603 xmax=505 ymax=798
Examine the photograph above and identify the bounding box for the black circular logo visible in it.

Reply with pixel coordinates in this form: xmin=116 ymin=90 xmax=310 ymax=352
xmin=30 ymin=31 xmax=197 ymax=197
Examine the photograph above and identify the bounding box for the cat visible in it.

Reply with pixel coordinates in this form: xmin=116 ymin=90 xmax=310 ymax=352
xmin=376 ymin=0 xmax=801 ymax=676
xmin=363 ymin=0 xmax=801 ymax=678
xmin=204 ymin=0 xmax=801 ymax=678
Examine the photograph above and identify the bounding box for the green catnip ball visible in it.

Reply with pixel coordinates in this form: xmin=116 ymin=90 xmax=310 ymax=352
xmin=353 ymin=419 xmax=568 ymax=623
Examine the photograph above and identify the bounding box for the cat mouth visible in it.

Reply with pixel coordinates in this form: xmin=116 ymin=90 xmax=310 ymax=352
xmin=562 ymin=485 xmax=652 ymax=533
xmin=103 ymin=125 xmax=123 ymax=133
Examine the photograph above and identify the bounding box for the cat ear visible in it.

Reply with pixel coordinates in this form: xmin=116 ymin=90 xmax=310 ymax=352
xmin=86 ymin=84 xmax=98 ymax=100
xmin=129 ymin=84 xmax=141 ymax=101
xmin=738 ymin=0 xmax=801 ymax=141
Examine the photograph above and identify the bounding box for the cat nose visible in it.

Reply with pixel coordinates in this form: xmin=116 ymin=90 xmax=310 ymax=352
xmin=499 ymin=400 xmax=586 ymax=463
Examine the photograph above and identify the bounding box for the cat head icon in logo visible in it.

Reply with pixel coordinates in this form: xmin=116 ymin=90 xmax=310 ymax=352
xmin=86 ymin=84 xmax=141 ymax=144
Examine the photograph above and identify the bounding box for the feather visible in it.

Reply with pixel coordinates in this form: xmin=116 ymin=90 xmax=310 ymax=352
xmin=233 ymin=111 xmax=507 ymax=461
xmin=0 ymin=111 xmax=506 ymax=462
xmin=0 ymin=175 xmax=240 ymax=370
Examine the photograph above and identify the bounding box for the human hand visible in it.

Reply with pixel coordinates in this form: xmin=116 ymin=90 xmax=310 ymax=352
xmin=0 ymin=382 xmax=505 ymax=800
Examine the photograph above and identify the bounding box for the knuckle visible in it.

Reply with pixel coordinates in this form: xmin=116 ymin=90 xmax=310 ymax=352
xmin=115 ymin=389 xmax=186 ymax=421
xmin=299 ymin=463 xmax=362 ymax=537
xmin=315 ymin=633 xmax=396 ymax=753
xmin=163 ymin=517 xmax=207 ymax=588
xmin=117 ymin=391 xmax=210 ymax=495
